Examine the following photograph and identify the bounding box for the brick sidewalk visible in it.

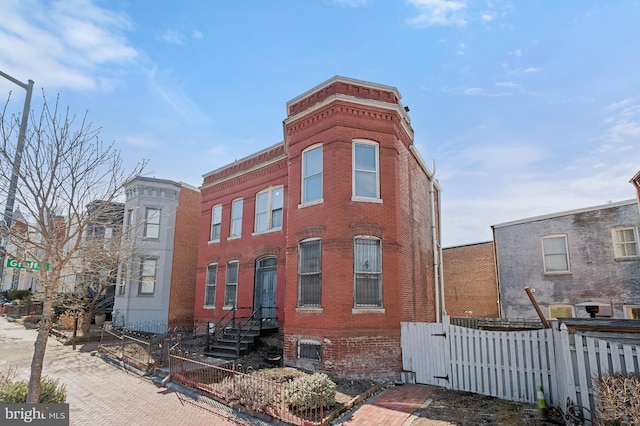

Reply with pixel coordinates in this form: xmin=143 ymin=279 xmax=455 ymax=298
xmin=337 ymin=384 xmax=433 ymax=426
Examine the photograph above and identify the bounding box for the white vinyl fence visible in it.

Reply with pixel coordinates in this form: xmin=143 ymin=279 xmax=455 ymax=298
xmin=401 ymin=316 xmax=640 ymax=420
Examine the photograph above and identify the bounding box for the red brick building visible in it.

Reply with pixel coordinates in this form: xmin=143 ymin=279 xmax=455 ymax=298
xmin=195 ymin=76 xmax=442 ymax=380
xmin=442 ymin=242 xmax=499 ymax=318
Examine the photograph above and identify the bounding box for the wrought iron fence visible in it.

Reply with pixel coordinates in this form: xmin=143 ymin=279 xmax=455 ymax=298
xmin=99 ymin=325 xmax=157 ymax=372
xmin=169 ymin=350 xmax=327 ymax=425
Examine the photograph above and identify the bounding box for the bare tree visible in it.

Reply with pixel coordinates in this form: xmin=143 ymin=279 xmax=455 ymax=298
xmin=0 ymin=93 xmax=145 ymax=402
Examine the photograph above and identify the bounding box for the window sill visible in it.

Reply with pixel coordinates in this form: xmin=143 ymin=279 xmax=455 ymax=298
xmin=202 ymin=305 xmax=216 ymax=310
xmin=137 ymin=293 xmax=155 ymax=297
xmin=543 ymin=271 xmax=572 ymax=275
xmin=252 ymin=227 xmax=282 ymax=237
xmin=352 ymin=307 xmax=385 ymax=314
xmin=223 ymin=305 xmax=234 ymax=310
xmin=351 ymin=196 xmax=383 ymax=204
xmin=296 ymin=307 xmax=323 ymax=314
xmin=227 ymin=235 xmax=241 ymax=241
xmin=614 ymin=256 xmax=640 ymax=262
xmin=208 ymin=239 xmax=221 ymax=245
xmin=298 ymin=199 xmax=324 ymax=209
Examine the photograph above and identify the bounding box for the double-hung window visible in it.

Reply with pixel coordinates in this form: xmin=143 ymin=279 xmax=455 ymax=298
xmin=255 ymin=187 xmax=283 ymax=233
xmin=210 ymin=205 xmax=222 ymax=242
xmin=139 ymin=258 xmax=157 ymax=295
xmin=298 ymin=239 xmax=321 ymax=307
xmin=224 ymin=261 xmax=238 ymax=307
xmin=143 ymin=208 xmax=160 ymax=239
xmin=612 ymin=227 xmax=639 ymax=259
xmin=353 ymin=140 xmax=380 ymax=200
xmin=354 ymin=237 xmax=382 ymax=307
xmin=541 ymin=234 xmax=570 ymax=273
xmin=302 ymin=145 xmax=323 ymax=204
xmin=204 ymin=264 xmax=217 ymax=306
xmin=230 ymin=199 xmax=243 ymax=238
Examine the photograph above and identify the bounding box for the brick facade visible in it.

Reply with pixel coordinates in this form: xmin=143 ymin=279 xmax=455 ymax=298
xmin=442 ymin=242 xmax=499 ymax=318
xmin=195 ymin=76 xmax=441 ymax=380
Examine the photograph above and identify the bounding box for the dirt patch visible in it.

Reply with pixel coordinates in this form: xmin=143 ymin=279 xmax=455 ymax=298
xmin=411 ymin=388 xmax=565 ymax=426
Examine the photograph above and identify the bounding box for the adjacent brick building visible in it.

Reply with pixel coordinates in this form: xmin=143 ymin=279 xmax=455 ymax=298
xmin=195 ymin=76 xmax=442 ymax=380
xmin=442 ymin=241 xmax=499 ymax=318
xmin=113 ymin=177 xmax=201 ymax=332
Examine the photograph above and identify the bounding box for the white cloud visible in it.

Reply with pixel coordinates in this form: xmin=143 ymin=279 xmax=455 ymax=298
xmin=0 ymin=0 xmax=138 ymax=91
xmin=162 ymin=29 xmax=187 ymax=45
xmin=495 ymin=81 xmax=519 ymax=88
xmin=482 ymin=13 xmax=494 ymax=23
xmin=510 ymin=49 xmax=523 ymax=57
xmin=523 ymin=67 xmax=543 ymax=73
xmin=407 ymin=0 xmax=467 ymax=27
xmin=192 ymin=30 xmax=204 ymax=40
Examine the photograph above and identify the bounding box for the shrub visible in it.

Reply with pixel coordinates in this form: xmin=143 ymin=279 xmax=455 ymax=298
xmin=217 ymin=374 xmax=273 ymax=412
xmin=283 ymin=373 xmax=336 ymax=409
xmin=7 ymin=289 xmax=32 ymax=302
xmin=57 ymin=311 xmax=78 ymax=330
xmin=593 ymin=373 xmax=640 ymax=425
xmin=0 ymin=376 xmax=66 ymax=403
xmin=23 ymin=315 xmax=41 ymax=325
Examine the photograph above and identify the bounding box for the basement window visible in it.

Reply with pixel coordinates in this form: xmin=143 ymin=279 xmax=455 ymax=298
xmin=298 ymin=340 xmax=321 ymax=362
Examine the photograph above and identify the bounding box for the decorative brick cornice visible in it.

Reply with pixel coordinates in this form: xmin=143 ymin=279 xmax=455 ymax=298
xmin=206 ymin=255 xmax=220 ymax=264
xmin=201 ymin=143 xmax=286 ymax=188
xmin=227 ymin=252 xmax=242 ymax=262
xmin=203 ymin=159 xmax=287 ymax=193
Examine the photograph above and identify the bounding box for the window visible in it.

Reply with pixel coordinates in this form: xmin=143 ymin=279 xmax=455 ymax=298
xmin=353 ymin=141 xmax=380 ymax=199
xmin=230 ymin=199 xmax=243 ymax=237
xmin=210 ymin=205 xmax=222 ymax=241
xmin=143 ymin=208 xmax=160 ymax=239
xmin=204 ymin=264 xmax=217 ymax=306
xmin=298 ymin=340 xmax=321 ymax=361
xmin=549 ymin=304 xmax=575 ymax=320
xmin=298 ymin=239 xmax=321 ymax=307
xmin=118 ymin=263 xmax=127 ymax=296
xmin=624 ymin=305 xmax=640 ymax=319
xmin=354 ymin=237 xmax=382 ymax=307
xmin=139 ymin=258 xmax=157 ymax=294
xmin=612 ymin=227 xmax=639 ymax=259
xmin=255 ymin=187 xmax=283 ymax=233
xmin=224 ymin=261 xmax=238 ymax=307
xmin=542 ymin=235 xmax=570 ymax=273
xmin=302 ymin=146 xmax=323 ymax=204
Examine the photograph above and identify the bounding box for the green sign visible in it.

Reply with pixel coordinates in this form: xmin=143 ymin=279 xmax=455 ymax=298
xmin=6 ymin=258 xmax=50 ymax=271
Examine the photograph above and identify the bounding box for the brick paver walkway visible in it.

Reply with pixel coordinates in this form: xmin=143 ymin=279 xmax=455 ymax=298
xmin=337 ymin=384 xmax=433 ymax=426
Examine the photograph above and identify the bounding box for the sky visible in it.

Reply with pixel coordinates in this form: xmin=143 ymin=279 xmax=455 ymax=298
xmin=0 ymin=0 xmax=638 ymax=248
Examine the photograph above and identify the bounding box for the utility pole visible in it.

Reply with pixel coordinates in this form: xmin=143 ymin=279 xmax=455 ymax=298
xmin=0 ymin=70 xmax=34 ymax=283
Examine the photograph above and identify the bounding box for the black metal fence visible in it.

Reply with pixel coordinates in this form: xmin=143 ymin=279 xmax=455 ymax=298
xmin=169 ymin=350 xmax=327 ymax=425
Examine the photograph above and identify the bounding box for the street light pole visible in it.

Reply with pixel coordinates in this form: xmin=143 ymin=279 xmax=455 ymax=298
xmin=0 ymin=70 xmax=34 ymax=282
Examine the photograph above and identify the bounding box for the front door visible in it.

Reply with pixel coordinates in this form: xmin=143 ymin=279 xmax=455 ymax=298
xmin=254 ymin=257 xmax=277 ymax=324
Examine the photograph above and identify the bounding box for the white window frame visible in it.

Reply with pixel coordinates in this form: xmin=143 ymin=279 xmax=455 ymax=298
xmin=353 ymin=236 xmax=383 ymax=308
xmin=541 ymin=234 xmax=571 ymax=274
xmin=623 ymin=305 xmax=640 ymax=319
xmin=230 ymin=199 xmax=243 ymax=238
xmin=204 ymin=264 xmax=217 ymax=307
xmin=223 ymin=261 xmax=239 ymax=308
xmin=139 ymin=258 xmax=157 ymax=295
xmin=301 ymin=145 xmax=323 ymax=206
xmin=210 ymin=205 xmax=222 ymax=242
xmin=548 ymin=304 xmax=575 ymax=320
xmin=612 ymin=227 xmax=639 ymax=259
xmin=298 ymin=238 xmax=322 ymax=308
xmin=352 ymin=140 xmax=381 ymax=202
xmin=254 ymin=187 xmax=284 ymax=234
xmin=143 ymin=208 xmax=160 ymax=239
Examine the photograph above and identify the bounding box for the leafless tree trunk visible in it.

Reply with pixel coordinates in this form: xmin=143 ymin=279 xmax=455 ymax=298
xmin=0 ymin=93 xmax=145 ymax=402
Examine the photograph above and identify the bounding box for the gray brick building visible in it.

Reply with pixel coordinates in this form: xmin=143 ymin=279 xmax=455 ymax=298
xmin=492 ymin=199 xmax=640 ymax=320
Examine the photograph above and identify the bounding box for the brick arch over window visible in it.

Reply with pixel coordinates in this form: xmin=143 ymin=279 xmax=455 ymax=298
xmin=295 ymin=225 xmax=325 ymax=241
xmin=254 ymin=246 xmax=280 ymax=258
xmin=227 ymin=252 xmax=241 ymax=262
xmin=350 ymin=223 xmax=384 ymax=239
